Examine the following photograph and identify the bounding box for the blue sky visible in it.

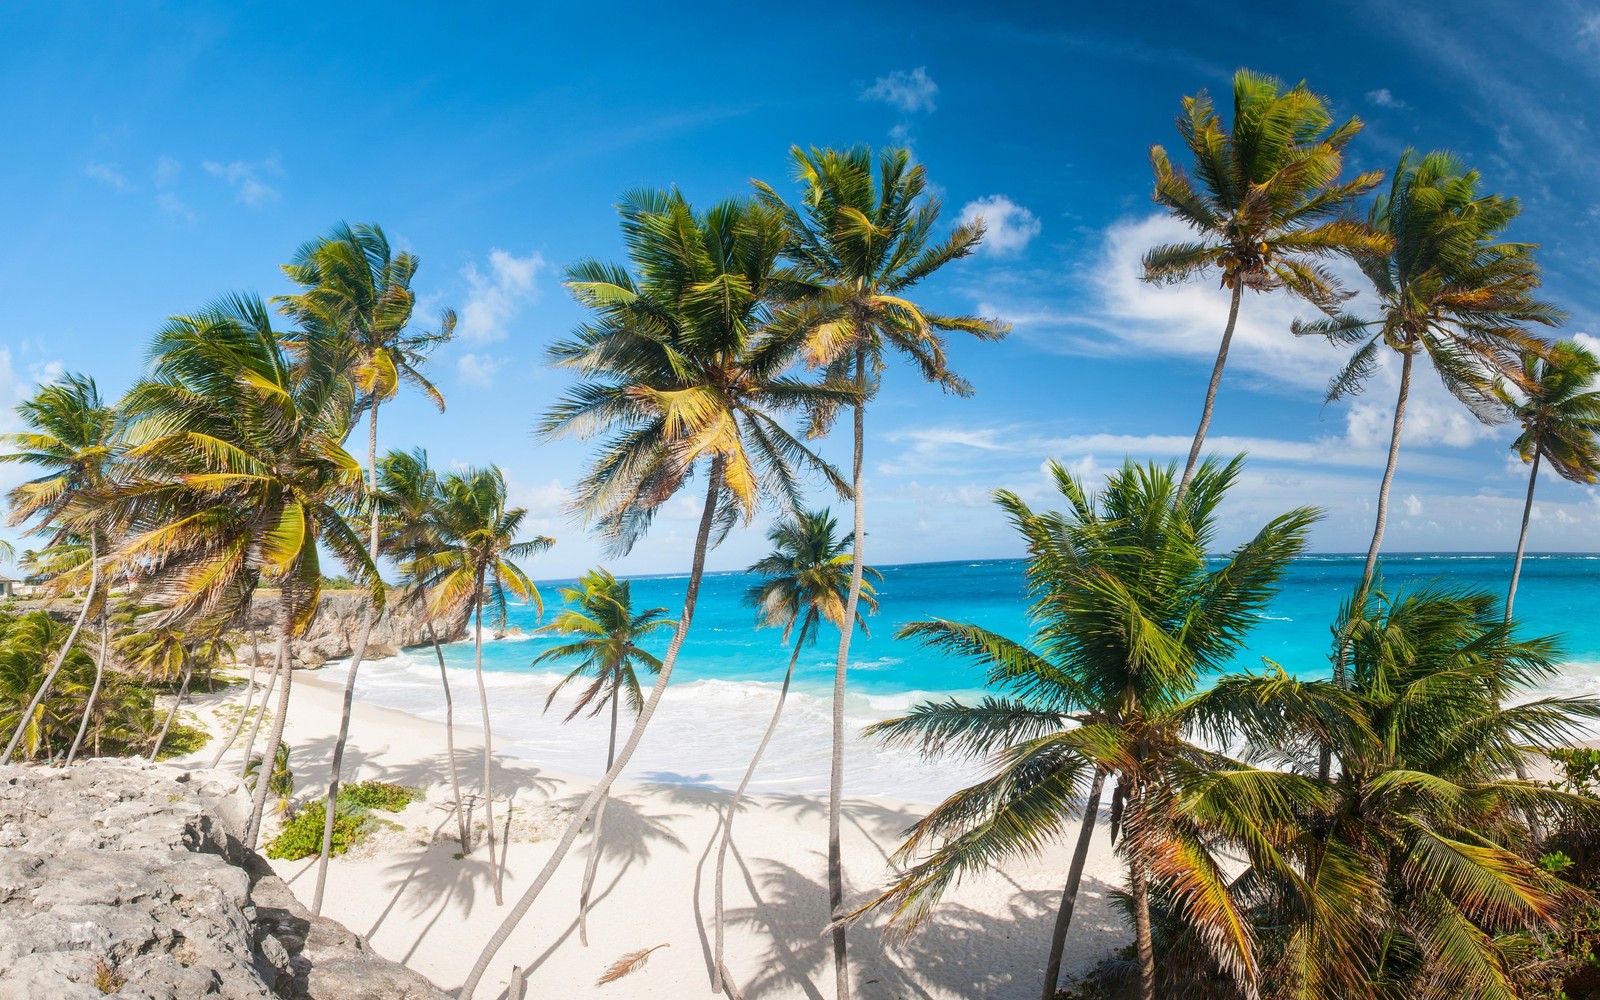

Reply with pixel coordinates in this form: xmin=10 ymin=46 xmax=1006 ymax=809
xmin=2 ymin=1 xmax=1599 ymax=578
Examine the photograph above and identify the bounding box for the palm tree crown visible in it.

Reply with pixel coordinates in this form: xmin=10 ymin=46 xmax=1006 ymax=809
xmin=535 ymin=568 xmax=675 ymax=720
xmin=745 ymin=508 xmax=879 ymax=645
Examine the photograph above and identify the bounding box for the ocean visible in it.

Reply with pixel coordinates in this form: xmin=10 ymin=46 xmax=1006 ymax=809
xmin=350 ymin=553 xmax=1600 ymax=803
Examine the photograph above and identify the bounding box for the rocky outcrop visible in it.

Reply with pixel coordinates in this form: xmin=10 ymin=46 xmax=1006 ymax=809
xmin=241 ymin=592 xmax=469 ymax=668
xmin=0 ymin=761 xmax=451 ymax=1000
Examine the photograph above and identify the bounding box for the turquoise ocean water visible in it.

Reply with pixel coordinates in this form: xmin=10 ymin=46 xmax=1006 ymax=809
xmin=351 ymin=554 xmax=1600 ymax=802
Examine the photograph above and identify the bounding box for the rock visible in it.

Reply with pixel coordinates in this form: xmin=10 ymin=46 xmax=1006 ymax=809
xmin=240 ymin=593 xmax=469 ymax=669
xmin=0 ymin=761 xmax=451 ymax=1000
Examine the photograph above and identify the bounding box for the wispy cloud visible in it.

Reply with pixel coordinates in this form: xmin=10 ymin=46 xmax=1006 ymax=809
xmin=84 ymin=163 xmax=135 ymax=192
xmin=456 ymin=352 xmax=504 ymax=387
xmin=1364 ymin=87 xmax=1409 ymax=110
xmin=861 ymin=67 xmax=938 ymax=113
xmin=154 ymin=155 xmax=181 ymax=188
xmin=157 ymin=191 xmax=197 ymax=225
xmin=458 ymin=249 xmax=544 ymax=343
xmin=959 ymin=195 xmax=1042 ymax=255
xmin=202 ymin=155 xmax=282 ymax=206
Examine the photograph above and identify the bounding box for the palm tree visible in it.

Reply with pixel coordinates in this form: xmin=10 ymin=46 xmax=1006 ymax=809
xmin=456 ymin=189 xmax=851 ymax=1000
xmin=407 ymin=464 xmax=551 ymax=905
xmin=115 ymin=292 xmax=375 ymax=846
xmin=0 ymin=612 xmax=98 ymax=760
xmin=0 ymin=373 xmax=119 ymax=764
xmin=713 ymin=509 xmax=878 ymax=994
xmin=19 ymin=537 xmax=112 ymax=765
xmin=534 ymin=568 xmax=675 ymax=945
xmin=1296 ymin=150 xmax=1562 ymax=604
xmin=861 ymin=458 xmax=1319 ymax=1000
xmin=1143 ymin=69 xmax=1386 ymax=493
xmin=279 ymin=221 xmax=455 ymax=915
xmin=756 ymin=147 xmax=1005 ymax=995
xmin=1494 ymin=340 xmax=1600 ymax=620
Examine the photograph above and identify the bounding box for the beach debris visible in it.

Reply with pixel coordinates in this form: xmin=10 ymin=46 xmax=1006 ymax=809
xmin=596 ymin=943 xmax=670 ymax=986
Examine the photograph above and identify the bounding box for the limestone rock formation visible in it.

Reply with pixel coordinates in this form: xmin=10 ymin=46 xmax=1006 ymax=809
xmin=0 ymin=761 xmax=450 ymax=1000
xmin=241 ymin=591 xmax=470 ymax=668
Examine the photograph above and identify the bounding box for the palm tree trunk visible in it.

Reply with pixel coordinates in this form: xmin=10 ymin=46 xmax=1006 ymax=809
xmin=65 ymin=606 xmax=108 ymax=765
xmin=246 ymin=588 xmax=296 ymax=848
xmin=714 ymin=632 xmax=805 ymax=993
xmin=429 ymin=620 xmax=470 ymax=850
xmin=1041 ymin=768 xmax=1105 ymax=1000
xmin=1179 ymin=282 xmax=1244 ymax=496
xmin=312 ymin=404 xmax=383 ymax=915
xmin=1507 ymin=449 xmax=1541 ymax=622
xmin=456 ymin=457 xmax=726 ymax=1000
xmin=473 ymin=581 xmax=502 ymax=904
xmin=2 ymin=533 xmax=99 ymax=764
xmin=1130 ymin=844 xmax=1156 ymax=1000
xmin=239 ymin=641 xmax=284 ymax=779
xmin=827 ymin=348 xmax=869 ymax=1000
xmin=209 ymin=631 xmax=261 ymax=769
xmin=147 ymin=654 xmax=194 ymax=761
xmin=578 ymin=689 xmax=620 ymax=946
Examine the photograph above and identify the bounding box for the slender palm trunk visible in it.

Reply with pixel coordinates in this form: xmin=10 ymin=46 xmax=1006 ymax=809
xmin=65 ymin=606 xmax=108 ymax=765
xmin=2 ymin=533 xmax=99 ymax=764
xmin=239 ymin=643 xmax=283 ymax=779
xmin=1507 ymin=449 xmax=1541 ymax=622
xmin=456 ymin=459 xmax=726 ymax=1000
xmin=1179 ymin=283 xmax=1244 ymax=496
xmin=714 ymin=630 xmax=806 ymax=992
xmin=1041 ymin=768 xmax=1105 ymax=1000
xmin=429 ymin=620 xmax=470 ymax=849
xmin=148 ymin=654 xmax=194 ymax=761
xmin=246 ymin=588 xmax=296 ymax=847
xmin=313 ymin=404 xmax=382 ymax=914
xmin=1130 ymin=843 xmax=1156 ymax=1000
xmin=209 ymin=631 xmax=261 ymax=769
xmin=472 ymin=583 xmax=502 ymax=903
xmin=828 ymin=349 xmax=869 ymax=1000
xmin=577 ymin=689 xmax=620 ymax=946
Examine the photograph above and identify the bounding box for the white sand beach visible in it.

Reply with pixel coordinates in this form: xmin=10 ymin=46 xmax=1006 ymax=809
xmin=175 ymin=671 xmax=1134 ymax=999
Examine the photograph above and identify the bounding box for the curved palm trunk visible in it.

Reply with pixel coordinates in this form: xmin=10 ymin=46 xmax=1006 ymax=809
xmin=827 ymin=348 xmax=869 ymax=1000
xmin=239 ymin=643 xmax=284 ymax=779
xmin=429 ymin=620 xmax=470 ymax=849
xmin=1506 ymin=449 xmax=1541 ymax=622
xmin=246 ymin=589 xmax=297 ymax=848
xmin=472 ymin=583 xmax=502 ymax=904
xmin=714 ymin=632 xmax=805 ymax=993
xmin=1041 ymin=768 xmax=1105 ymax=1000
xmin=577 ymin=689 xmax=620 ymax=946
xmin=147 ymin=653 xmax=195 ymax=762
xmin=1130 ymin=844 xmax=1156 ymax=1000
xmin=1179 ymin=283 xmax=1244 ymax=496
xmin=2 ymin=533 xmax=99 ymax=764
xmin=313 ymin=404 xmax=383 ymax=915
xmin=209 ymin=631 xmax=262 ymax=769
xmin=65 ymin=606 xmax=109 ymax=765
xmin=456 ymin=459 xmax=725 ymax=1000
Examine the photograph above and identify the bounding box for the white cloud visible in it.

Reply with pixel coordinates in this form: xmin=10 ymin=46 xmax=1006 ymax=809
xmin=202 ymin=155 xmax=282 ymax=207
xmin=458 ymin=249 xmax=545 ymax=343
xmin=959 ymin=195 xmax=1042 ymax=256
xmin=85 ymin=163 xmax=134 ymax=192
xmin=157 ymin=191 xmax=197 ymax=225
xmin=154 ymin=155 xmax=181 ymax=188
xmin=456 ymin=352 xmax=503 ymax=387
xmin=1365 ymin=88 xmax=1409 ymax=110
xmin=1404 ymin=493 xmax=1423 ymax=516
xmin=861 ymin=67 xmax=938 ymax=113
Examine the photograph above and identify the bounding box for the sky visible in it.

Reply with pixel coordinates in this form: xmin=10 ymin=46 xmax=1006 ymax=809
xmin=2 ymin=0 xmax=1599 ymax=579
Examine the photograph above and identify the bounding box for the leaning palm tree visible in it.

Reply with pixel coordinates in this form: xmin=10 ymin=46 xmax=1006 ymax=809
xmin=0 ymin=373 xmax=119 ymax=764
xmin=406 ymin=464 xmax=551 ymax=905
xmin=19 ymin=536 xmax=112 ymax=764
xmin=1494 ymin=340 xmax=1600 ymax=620
xmin=115 ymin=292 xmax=375 ymax=846
xmin=1143 ymin=69 xmax=1387 ymax=493
xmin=279 ymin=222 xmax=456 ymax=915
xmin=861 ymin=458 xmax=1320 ymax=1000
xmin=712 ymin=509 xmax=878 ymax=994
xmin=456 ymin=189 xmax=852 ymax=999
xmin=756 ymin=147 xmax=1006 ymax=995
xmin=534 ymin=568 xmax=675 ymax=945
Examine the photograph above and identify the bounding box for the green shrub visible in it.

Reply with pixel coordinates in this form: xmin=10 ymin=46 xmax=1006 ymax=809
xmin=264 ymin=801 xmax=371 ymax=860
xmin=154 ymin=722 xmax=209 ymax=760
xmin=341 ymin=780 xmax=420 ymax=812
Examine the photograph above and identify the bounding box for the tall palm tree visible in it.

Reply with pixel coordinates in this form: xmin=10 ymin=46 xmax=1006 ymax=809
xmin=1494 ymin=340 xmax=1600 ymax=620
xmin=0 ymin=612 xmax=98 ymax=760
xmin=115 ymin=292 xmax=375 ymax=846
xmin=407 ymin=464 xmax=551 ymax=905
xmin=756 ymin=147 xmax=1005 ymax=996
xmin=534 ymin=568 xmax=675 ymax=945
xmin=18 ymin=537 xmax=112 ymax=765
xmin=713 ymin=509 xmax=878 ymax=995
xmin=1296 ymin=150 xmax=1562 ymax=604
xmin=456 ymin=189 xmax=851 ymax=1000
xmin=279 ymin=222 xmax=455 ymax=915
xmin=1143 ymin=68 xmax=1386 ymax=493
xmin=0 ymin=373 xmax=118 ymax=764
xmin=862 ymin=458 xmax=1320 ymax=1000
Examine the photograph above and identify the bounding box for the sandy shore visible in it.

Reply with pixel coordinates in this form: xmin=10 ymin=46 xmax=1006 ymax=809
xmin=172 ymin=669 xmax=1132 ymax=999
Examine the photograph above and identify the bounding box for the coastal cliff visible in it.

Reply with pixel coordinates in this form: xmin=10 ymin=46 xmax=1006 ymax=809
xmin=0 ymin=761 xmax=451 ymax=1000
xmin=241 ymin=592 xmax=470 ymax=668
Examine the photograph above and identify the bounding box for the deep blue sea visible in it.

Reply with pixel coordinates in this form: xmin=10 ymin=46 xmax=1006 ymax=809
xmin=352 ymin=554 xmax=1600 ymax=801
